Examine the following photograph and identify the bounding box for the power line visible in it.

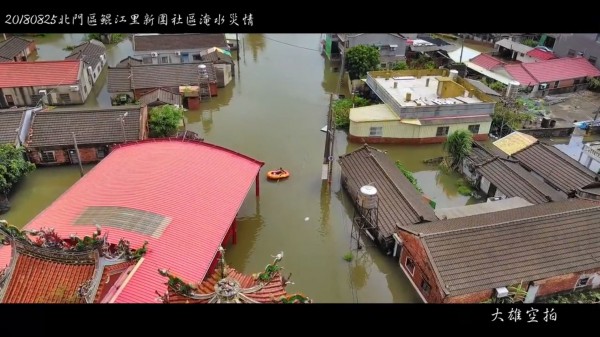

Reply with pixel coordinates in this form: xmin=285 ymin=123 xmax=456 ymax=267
xmin=263 ymin=36 xmax=321 ymax=52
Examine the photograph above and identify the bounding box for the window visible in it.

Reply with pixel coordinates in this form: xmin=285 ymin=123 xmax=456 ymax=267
xmin=576 ymin=276 xmax=590 ymax=288
xmin=380 ymin=63 xmax=387 ymax=69
xmin=468 ymin=124 xmax=480 ymax=134
xmin=589 ymin=56 xmax=598 ymax=65
xmin=345 ymin=41 xmax=349 ymax=48
xmin=142 ymin=57 xmax=152 ymax=64
xmin=5 ymin=94 xmax=14 ymax=106
xmin=520 ymin=53 xmax=524 ymax=57
xmin=369 ymin=126 xmax=383 ymax=137
xmin=161 ymin=56 xmax=169 ymax=64
xmin=192 ymin=54 xmax=202 ymax=61
xmin=40 ymin=151 xmax=55 ymax=162
xmin=567 ymin=49 xmax=576 ymax=57
xmin=553 ymin=81 xmax=559 ymax=88
xmin=436 ymin=126 xmax=449 ymax=137
xmin=421 ymin=280 xmax=431 ymax=295
xmin=59 ymin=94 xmax=71 ymax=103
xmin=97 ymin=147 xmax=107 ymax=159
xmin=405 ymin=257 xmax=415 ymax=276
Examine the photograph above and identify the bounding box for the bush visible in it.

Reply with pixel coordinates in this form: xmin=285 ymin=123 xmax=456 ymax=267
xmin=332 ymin=96 xmax=370 ymax=129
xmin=148 ymin=105 xmax=185 ymax=138
xmin=589 ymin=77 xmax=600 ymax=92
xmin=343 ymin=252 xmax=354 ymax=262
xmin=457 ymin=185 xmax=473 ymax=196
xmin=395 ymin=161 xmax=423 ymax=193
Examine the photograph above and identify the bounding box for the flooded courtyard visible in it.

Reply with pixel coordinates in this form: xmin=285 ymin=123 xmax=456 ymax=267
xmin=3 ymin=33 xmax=599 ymax=303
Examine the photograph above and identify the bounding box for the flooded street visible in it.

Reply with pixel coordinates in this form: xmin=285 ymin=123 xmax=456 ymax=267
xmin=5 ymin=33 xmax=597 ymax=302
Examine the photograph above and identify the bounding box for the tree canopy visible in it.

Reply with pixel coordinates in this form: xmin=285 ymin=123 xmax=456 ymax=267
xmin=148 ymin=105 xmax=185 ymax=138
xmin=0 ymin=144 xmax=35 ymax=195
xmin=345 ymin=45 xmax=380 ymax=80
xmin=443 ymin=130 xmax=473 ymax=170
xmin=332 ymin=96 xmax=371 ymax=129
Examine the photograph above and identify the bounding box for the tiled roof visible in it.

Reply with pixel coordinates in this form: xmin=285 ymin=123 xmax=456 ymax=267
xmin=338 ymin=145 xmax=438 ymax=239
xmin=1 ymin=254 xmax=94 ymax=303
xmin=115 ymin=56 xmax=143 ymax=68
xmin=399 ymin=199 xmax=600 ymax=296
xmin=520 ymin=57 xmax=600 ymax=83
xmin=202 ymin=50 xmax=233 ymax=64
xmin=474 ymin=157 xmax=568 ymax=203
xmin=503 ymin=63 xmax=538 ymax=86
xmin=64 ymin=39 xmax=106 ymax=67
xmin=133 ymin=34 xmax=228 ymax=52
xmin=0 ymin=139 xmax=264 ymax=303
xmin=27 ymin=106 xmax=142 ymax=148
xmin=526 ymin=48 xmax=556 ymax=61
xmin=512 ymin=142 xmax=598 ymax=195
xmin=107 ymin=62 xmax=217 ymax=93
xmin=138 ymin=88 xmax=181 ymax=107
xmin=0 ymin=36 xmax=33 ymax=60
xmin=0 ymin=60 xmax=81 ymax=88
xmin=0 ymin=110 xmax=24 ymax=144
xmin=470 ymin=54 xmax=504 ymax=70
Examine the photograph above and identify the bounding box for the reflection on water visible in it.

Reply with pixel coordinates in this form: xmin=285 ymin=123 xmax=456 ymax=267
xmin=553 ymin=135 xmax=600 ymax=173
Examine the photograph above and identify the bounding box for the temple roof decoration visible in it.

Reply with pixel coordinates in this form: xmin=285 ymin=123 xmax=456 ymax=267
xmin=0 ymin=220 xmax=147 ymax=303
xmin=157 ymin=247 xmax=312 ymax=304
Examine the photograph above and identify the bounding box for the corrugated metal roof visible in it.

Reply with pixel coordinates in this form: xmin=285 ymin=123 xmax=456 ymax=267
xmin=470 ymin=54 xmax=504 ymax=70
xmin=0 ymin=139 xmax=264 ymax=303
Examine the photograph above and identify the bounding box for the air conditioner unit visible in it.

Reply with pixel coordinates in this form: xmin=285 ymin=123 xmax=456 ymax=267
xmin=38 ymin=89 xmax=47 ymax=95
xmin=87 ymin=66 xmax=93 ymax=74
xmin=49 ymin=92 xmax=58 ymax=102
xmin=100 ymin=54 xmax=105 ymax=62
xmin=495 ymin=287 xmax=509 ymax=298
xmin=151 ymin=52 xmax=158 ymax=57
xmin=69 ymin=85 xmax=80 ymax=92
xmin=175 ymin=51 xmax=181 ymax=56
xmin=539 ymin=83 xmax=548 ymax=90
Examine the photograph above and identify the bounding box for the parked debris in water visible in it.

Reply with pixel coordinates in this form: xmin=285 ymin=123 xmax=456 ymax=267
xmin=423 ymin=157 xmax=444 ymax=165
xmin=304 ymin=217 xmax=310 ymax=221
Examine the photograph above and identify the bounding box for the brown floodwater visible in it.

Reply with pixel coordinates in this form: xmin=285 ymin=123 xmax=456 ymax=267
xmin=6 ymin=33 xmax=594 ymax=303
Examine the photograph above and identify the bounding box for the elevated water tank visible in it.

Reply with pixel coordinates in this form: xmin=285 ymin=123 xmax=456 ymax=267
xmin=449 ymin=69 xmax=459 ymax=81
xmin=357 ymin=185 xmax=378 ymax=209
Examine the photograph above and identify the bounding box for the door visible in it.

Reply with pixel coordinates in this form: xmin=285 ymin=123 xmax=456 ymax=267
xmin=181 ymin=53 xmax=189 ymax=63
xmin=523 ymin=283 xmax=539 ymax=303
xmin=68 ymin=149 xmax=79 ymax=164
xmin=5 ymin=95 xmax=14 ymax=107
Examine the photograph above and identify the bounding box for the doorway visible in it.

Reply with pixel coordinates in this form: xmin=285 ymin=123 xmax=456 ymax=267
xmin=68 ymin=149 xmax=79 ymax=164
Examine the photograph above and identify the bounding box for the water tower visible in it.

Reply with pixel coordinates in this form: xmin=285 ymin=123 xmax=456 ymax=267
xmin=351 ymin=184 xmax=379 ymax=250
xmin=197 ymin=64 xmax=212 ymax=101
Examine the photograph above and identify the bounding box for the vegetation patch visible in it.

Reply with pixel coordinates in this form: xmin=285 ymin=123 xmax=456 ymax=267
xmin=148 ymin=105 xmax=185 ymax=138
xmin=345 ymin=45 xmax=380 ymax=80
xmin=395 ymin=161 xmax=423 ymax=193
xmin=542 ymin=289 xmax=600 ymax=304
xmin=343 ymin=252 xmax=354 ymax=262
xmin=332 ymin=96 xmax=370 ymax=129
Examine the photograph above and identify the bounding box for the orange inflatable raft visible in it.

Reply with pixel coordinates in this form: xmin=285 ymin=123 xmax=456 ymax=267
xmin=267 ymin=168 xmax=290 ymax=180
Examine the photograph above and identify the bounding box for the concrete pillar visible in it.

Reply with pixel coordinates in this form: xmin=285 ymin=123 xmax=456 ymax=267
xmin=585 ymin=156 xmax=593 ymax=169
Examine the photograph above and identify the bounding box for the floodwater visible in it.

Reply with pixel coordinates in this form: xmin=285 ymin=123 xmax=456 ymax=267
xmin=5 ymin=33 xmax=593 ymax=303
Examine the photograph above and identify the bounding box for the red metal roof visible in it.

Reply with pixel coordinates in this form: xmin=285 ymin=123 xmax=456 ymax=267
xmin=470 ymin=54 xmax=504 ymax=70
xmin=0 ymin=60 xmax=81 ymax=88
xmin=526 ymin=48 xmax=556 ymax=61
xmin=521 ymin=57 xmax=600 ymax=83
xmin=0 ymin=139 xmax=263 ymax=303
xmin=503 ymin=63 xmax=538 ymax=86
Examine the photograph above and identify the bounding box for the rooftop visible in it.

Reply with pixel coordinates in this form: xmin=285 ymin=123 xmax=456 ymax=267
xmin=0 ymin=60 xmax=81 ymax=88
xmin=470 ymin=54 xmax=504 ymax=71
xmin=503 ymin=57 xmax=600 ymax=86
xmin=0 ymin=109 xmax=24 ymax=144
xmin=349 ymin=104 xmax=399 ymax=122
xmin=399 ymin=199 xmax=600 ymax=297
xmin=373 ymin=76 xmax=483 ymax=108
xmin=138 ymin=89 xmax=181 ymax=107
xmin=492 ymin=131 xmax=538 ymax=156
xmin=0 ymin=139 xmax=264 ymax=303
xmin=133 ymin=33 xmax=229 ymax=52
xmin=0 ymin=36 xmax=33 ymax=61
xmin=107 ymin=62 xmax=217 ymax=92
xmin=434 ymin=197 xmax=533 ymax=220
xmin=495 ymin=38 xmax=533 ymax=54
xmin=64 ymin=39 xmax=106 ymax=67
xmin=526 ymin=48 xmax=556 ymax=61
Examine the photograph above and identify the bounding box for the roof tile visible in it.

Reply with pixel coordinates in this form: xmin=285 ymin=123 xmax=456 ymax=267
xmin=0 ymin=60 xmax=81 ymax=88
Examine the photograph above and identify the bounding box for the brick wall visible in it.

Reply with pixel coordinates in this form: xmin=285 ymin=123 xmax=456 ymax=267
xmin=28 ymin=146 xmax=107 ymax=166
xmin=445 ymin=289 xmax=494 ymax=303
xmin=536 ymin=269 xmax=600 ymax=298
xmin=398 ymin=231 xmax=446 ymax=303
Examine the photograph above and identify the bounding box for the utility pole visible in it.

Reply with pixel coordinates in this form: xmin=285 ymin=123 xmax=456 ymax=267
xmin=71 ymin=132 xmax=84 ymax=177
xmin=236 ymin=33 xmax=240 ymax=62
xmin=459 ymin=35 xmax=465 ymax=63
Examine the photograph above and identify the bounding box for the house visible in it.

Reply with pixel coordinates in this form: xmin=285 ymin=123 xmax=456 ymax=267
xmin=137 ymin=88 xmax=181 ymax=107
xmin=64 ymin=39 xmax=107 ymax=85
xmin=132 ymin=33 xmax=229 ymax=64
xmin=25 ymin=106 xmax=147 ymax=166
xmin=107 ymin=62 xmax=218 ymax=106
xmin=395 ymin=198 xmax=600 ymax=303
xmin=0 ymin=138 xmax=264 ymax=303
xmin=156 ymin=247 xmax=311 ymax=304
xmin=0 ymin=107 xmax=41 ymax=147
xmin=461 ymin=142 xmax=568 ymax=204
xmin=494 ymin=38 xmax=536 ymax=63
xmin=0 ymin=36 xmax=36 ymax=62
xmin=334 ymin=33 xmax=408 ymax=69
xmin=202 ymin=47 xmax=234 ymax=87
xmin=225 ymin=33 xmax=239 ymax=50
xmin=0 ymin=60 xmax=92 ymax=108
xmin=338 ymin=145 xmax=438 ymax=251
xmin=352 ymin=69 xmax=496 ymax=144
xmin=543 ymin=34 xmax=600 ymax=70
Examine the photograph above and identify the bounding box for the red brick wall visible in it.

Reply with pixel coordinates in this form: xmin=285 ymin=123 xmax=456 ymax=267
xmin=445 ymin=289 xmax=494 ymax=303
xmin=28 ymin=146 xmax=106 ymax=166
xmin=349 ymin=134 xmax=489 ymax=145
xmin=398 ymin=231 xmax=446 ymax=303
xmin=536 ymin=269 xmax=600 ymax=297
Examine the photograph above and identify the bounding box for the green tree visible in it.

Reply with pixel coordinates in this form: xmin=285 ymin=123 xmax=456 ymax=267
xmin=332 ymin=96 xmax=371 ymax=129
xmin=345 ymin=45 xmax=380 ymax=80
xmin=148 ymin=105 xmax=185 ymax=138
xmin=522 ymin=39 xmax=538 ymax=47
xmin=87 ymin=33 xmax=125 ymax=44
xmin=0 ymin=144 xmax=35 ymax=213
xmin=491 ymin=99 xmax=535 ymax=136
xmin=443 ymin=130 xmax=473 ymax=170
xmin=392 ymin=61 xmax=408 ymax=70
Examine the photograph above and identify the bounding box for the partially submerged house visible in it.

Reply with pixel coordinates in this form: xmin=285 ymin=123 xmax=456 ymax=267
xmin=0 ymin=36 xmax=36 ymax=62
xmin=338 ymin=145 xmax=438 ymax=251
xmin=64 ymin=39 xmax=107 ymax=85
xmin=202 ymin=47 xmax=234 ymax=87
xmin=0 ymin=138 xmax=264 ymax=303
xmin=25 ymin=106 xmax=147 ymax=165
xmin=396 ymin=198 xmax=600 ymax=303
xmin=157 ymin=247 xmax=311 ymax=304
xmin=132 ymin=33 xmax=229 ymax=64
xmin=0 ymin=60 xmax=92 ymax=108
xmin=352 ymin=69 xmax=496 ymax=144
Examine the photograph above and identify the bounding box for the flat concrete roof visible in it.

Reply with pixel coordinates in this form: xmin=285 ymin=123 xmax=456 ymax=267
xmin=374 ymin=76 xmax=483 ymax=108
xmin=435 ymin=197 xmax=533 ymax=220
xmin=349 ymin=104 xmax=400 ymax=122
